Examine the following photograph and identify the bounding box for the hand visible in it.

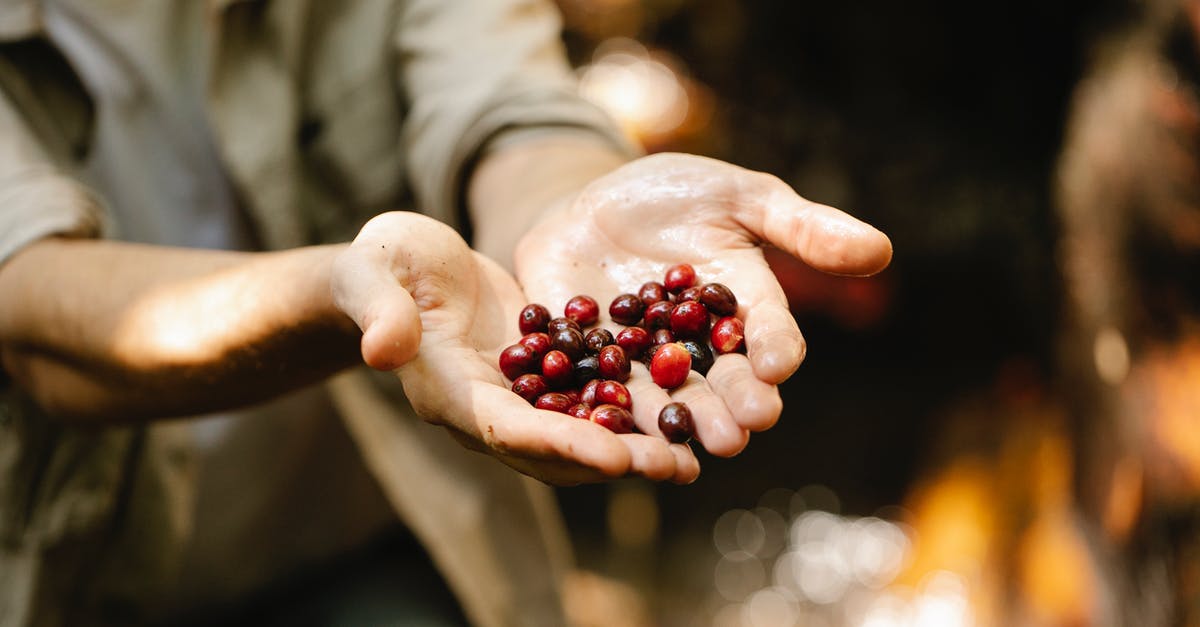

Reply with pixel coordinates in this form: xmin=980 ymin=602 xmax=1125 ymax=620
xmin=332 ymin=212 xmax=698 ymax=485
xmin=515 ymin=153 xmax=892 ymax=456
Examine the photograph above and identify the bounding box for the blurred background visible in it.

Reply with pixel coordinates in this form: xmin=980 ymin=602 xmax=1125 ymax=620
xmin=547 ymin=0 xmax=1200 ymax=625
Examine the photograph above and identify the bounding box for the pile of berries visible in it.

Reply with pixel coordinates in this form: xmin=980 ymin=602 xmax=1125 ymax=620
xmin=498 ymin=264 xmax=745 ymax=443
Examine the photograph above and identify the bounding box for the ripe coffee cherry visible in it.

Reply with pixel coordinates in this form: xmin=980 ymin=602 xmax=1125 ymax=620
xmin=590 ymin=404 xmax=635 ymax=434
xmin=680 ymin=339 xmax=714 ymax=375
xmin=638 ymin=281 xmax=669 ymax=306
xmin=650 ymin=342 xmax=692 ymax=389
xmin=567 ymin=403 xmax=592 ymax=420
xmin=584 ymin=328 xmax=615 ymax=354
xmin=519 ymin=332 xmax=551 ymax=359
xmin=535 ymin=392 xmax=573 ymax=413
xmin=580 ymin=379 xmax=601 ymax=407
xmin=574 ymin=355 xmax=601 ymax=386
xmin=541 ymin=350 xmax=574 ymax=389
xmin=500 ymin=344 xmax=538 ymax=380
xmin=547 ymin=316 xmax=580 ymax=335
xmin=699 ymin=283 xmax=738 ymax=316
xmin=595 ymin=380 xmax=632 ymax=410
xmin=609 ymin=294 xmax=646 ymax=326
xmin=550 ymin=327 xmax=586 ymax=361
xmin=711 ymin=316 xmax=746 ymax=354
xmin=675 ymin=286 xmax=701 ymax=303
xmin=616 ymin=326 xmax=652 ymax=359
xmin=658 ymin=402 xmax=695 ymax=444
xmin=670 ymin=300 xmax=710 ymax=338
xmin=664 ymin=263 xmax=696 ymax=293
xmin=519 ymin=304 xmax=551 ymax=334
xmin=512 ymin=374 xmax=548 ymax=403
xmin=597 ymin=345 xmax=631 ymax=382
xmin=643 ymin=301 xmax=674 ymax=331
xmin=563 ymin=389 xmax=582 ymax=405
xmin=564 ymin=295 xmax=600 ymax=327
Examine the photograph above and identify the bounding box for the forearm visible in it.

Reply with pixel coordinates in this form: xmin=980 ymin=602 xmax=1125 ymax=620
xmin=468 ymin=133 xmax=630 ymax=268
xmin=0 ymin=238 xmax=360 ymax=422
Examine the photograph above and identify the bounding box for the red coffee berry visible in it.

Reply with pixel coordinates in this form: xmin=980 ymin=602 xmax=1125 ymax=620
xmin=574 ymin=355 xmax=601 ymax=386
xmin=616 ymin=326 xmax=652 ymax=359
xmin=590 ymin=404 xmax=635 ymax=434
xmin=541 ymin=350 xmax=574 ymax=389
xmin=550 ymin=327 xmax=586 ymax=361
xmin=512 ymin=374 xmax=548 ymax=403
xmin=580 ymin=379 xmax=601 ymax=407
xmin=535 ymin=392 xmax=573 ymax=413
xmin=597 ymin=345 xmax=631 ymax=382
xmin=658 ymin=402 xmax=695 ymax=444
xmin=699 ymin=283 xmax=738 ymax=316
xmin=638 ymin=281 xmax=669 ymax=306
xmin=650 ymin=342 xmax=692 ymax=389
xmin=652 ymin=328 xmax=676 ymax=346
xmin=679 ymin=339 xmax=714 ymax=375
xmin=584 ymin=328 xmax=615 ymax=354
xmin=563 ymin=389 xmax=582 ymax=405
xmin=519 ymin=332 xmax=551 ymax=358
xmin=567 ymin=403 xmax=592 ymax=420
xmin=711 ymin=316 xmax=746 ymax=354
xmin=676 ymin=286 xmax=701 ymax=303
xmin=519 ymin=304 xmax=551 ymax=334
xmin=547 ymin=316 xmax=580 ymax=335
xmin=564 ymin=295 xmax=600 ymax=327
xmin=670 ymin=300 xmax=710 ymax=338
xmin=664 ymin=263 xmax=696 ymax=293
xmin=595 ymin=380 xmax=632 ymax=410
xmin=609 ymin=294 xmax=646 ymax=326
xmin=499 ymin=344 xmax=538 ymax=381
xmin=643 ymin=300 xmax=674 ymax=331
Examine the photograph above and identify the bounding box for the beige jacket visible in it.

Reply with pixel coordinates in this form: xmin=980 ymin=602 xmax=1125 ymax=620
xmin=0 ymin=1 xmax=629 ymax=625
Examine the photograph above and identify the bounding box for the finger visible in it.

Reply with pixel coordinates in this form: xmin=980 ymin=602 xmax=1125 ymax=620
xmin=331 ymin=248 xmax=423 ymax=371
xmin=667 ymin=443 xmax=701 ymax=484
xmin=737 ymin=177 xmax=893 ymax=277
xmin=625 ymin=361 xmax=675 ymax=437
xmin=618 ymin=433 xmax=682 ymax=482
xmin=742 ymin=300 xmax=806 ymax=384
xmin=705 ymin=353 xmax=783 ymax=432
xmin=669 ymin=371 xmax=749 ymax=458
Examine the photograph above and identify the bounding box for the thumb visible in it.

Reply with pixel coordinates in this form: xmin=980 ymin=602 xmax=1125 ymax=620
xmin=330 ymin=245 xmax=423 ymax=371
xmin=738 ymin=176 xmax=893 ymax=277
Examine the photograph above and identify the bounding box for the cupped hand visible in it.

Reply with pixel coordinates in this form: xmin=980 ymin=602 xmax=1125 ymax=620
xmin=332 ymin=211 xmax=698 ymax=485
xmin=515 ymin=153 xmax=892 ymax=457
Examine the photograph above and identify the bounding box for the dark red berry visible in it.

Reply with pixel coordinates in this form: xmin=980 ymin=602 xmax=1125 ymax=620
xmin=541 ymin=350 xmax=574 ymax=389
xmin=564 ymin=295 xmax=600 ymax=327
xmin=664 ymin=264 xmax=696 ymax=293
xmin=567 ymin=403 xmax=592 ymax=420
xmin=550 ymin=327 xmax=585 ymax=361
xmin=584 ymin=328 xmax=615 ymax=354
xmin=580 ymin=379 xmax=601 ymax=407
xmin=512 ymin=374 xmax=548 ymax=403
xmin=616 ymin=326 xmax=652 ymax=359
xmin=699 ymin=283 xmax=738 ymax=316
xmin=519 ymin=304 xmax=551 ymax=334
xmin=670 ymin=300 xmax=710 ymax=339
xmin=676 ymin=286 xmax=701 ymax=303
xmin=650 ymin=343 xmax=692 ymax=389
xmin=563 ymin=389 xmax=582 ymax=405
xmin=535 ymin=392 xmax=573 ymax=413
xmin=652 ymin=328 xmax=676 ymax=346
xmin=590 ymin=404 xmax=635 ymax=434
xmin=597 ymin=345 xmax=631 ymax=382
xmin=658 ymin=402 xmax=695 ymax=443
xmin=499 ymin=344 xmax=538 ymax=380
xmin=547 ymin=316 xmax=580 ymax=335
xmin=638 ymin=281 xmax=669 ymax=306
xmin=643 ymin=300 xmax=674 ymax=330
xmin=574 ymin=355 xmax=601 ymax=386
xmin=679 ymin=339 xmax=714 ymax=375
xmin=519 ymin=332 xmax=551 ymax=359
xmin=711 ymin=316 xmax=746 ymax=354
xmin=609 ymin=294 xmax=646 ymax=326
xmin=595 ymin=380 xmax=633 ymax=410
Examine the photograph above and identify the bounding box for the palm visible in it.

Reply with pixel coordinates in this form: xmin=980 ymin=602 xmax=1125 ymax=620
xmin=516 ymin=153 xmax=892 ymax=456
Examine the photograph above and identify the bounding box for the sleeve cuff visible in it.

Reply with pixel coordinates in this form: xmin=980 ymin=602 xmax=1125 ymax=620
xmin=0 ymin=167 xmax=106 ymax=266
